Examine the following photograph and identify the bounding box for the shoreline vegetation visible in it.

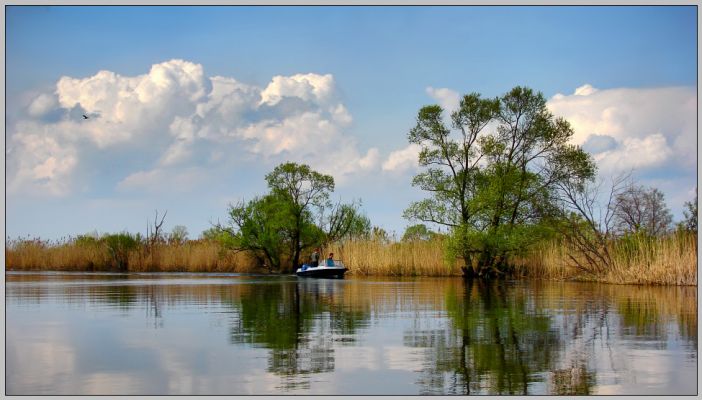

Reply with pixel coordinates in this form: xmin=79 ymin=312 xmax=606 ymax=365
xmin=6 ymin=231 xmax=697 ymax=286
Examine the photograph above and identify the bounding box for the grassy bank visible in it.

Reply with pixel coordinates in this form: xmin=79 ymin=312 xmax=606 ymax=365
xmin=5 ymin=233 xmax=697 ymax=285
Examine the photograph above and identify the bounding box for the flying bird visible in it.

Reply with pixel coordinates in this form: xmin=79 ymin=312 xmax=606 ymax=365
xmin=82 ymin=114 xmax=89 ymax=119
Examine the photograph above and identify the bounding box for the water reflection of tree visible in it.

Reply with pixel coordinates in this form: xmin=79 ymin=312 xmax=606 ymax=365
xmin=100 ymin=284 xmax=137 ymax=311
xmin=8 ymin=273 xmax=696 ymax=394
xmin=407 ymin=279 xmax=566 ymax=395
xmin=407 ymin=280 xmax=599 ymax=395
xmin=225 ymin=280 xmax=370 ymax=389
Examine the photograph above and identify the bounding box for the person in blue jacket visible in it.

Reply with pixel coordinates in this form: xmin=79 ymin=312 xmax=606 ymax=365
xmin=326 ymin=252 xmax=335 ymax=266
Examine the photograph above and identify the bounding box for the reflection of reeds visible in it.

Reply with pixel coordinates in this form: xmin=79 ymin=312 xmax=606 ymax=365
xmin=530 ymin=281 xmax=697 ymax=343
xmin=512 ymin=233 xmax=697 ymax=286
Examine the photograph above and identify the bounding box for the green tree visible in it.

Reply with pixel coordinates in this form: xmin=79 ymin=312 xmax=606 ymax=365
xmin=682 ymin=187 xmax=697 ymax=233
xmin=319 ymin=200 xmax=372 ymax=246
xmin=265 ymin=162 xmax=335 ymax=271
xmin=404 ymin=87 xmax=594 ymax=277
xmin=219 ymin=162 xmax=363 ymax=273
xmin=225 ymin=193 xmax=300 ymax=272
xmin=102 ymin=232 xmax=139 ymax=271
xmin=401 ymin=224 xmax=437 ymax=242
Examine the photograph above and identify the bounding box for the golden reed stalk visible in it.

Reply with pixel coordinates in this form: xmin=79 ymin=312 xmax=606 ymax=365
xmin=511 ymin=232 xmax=697 ymax=285
xmin=5 ymin=238 xmax=259 ymax=273
xmin=327 ymin=238 xmax=461 ymax=277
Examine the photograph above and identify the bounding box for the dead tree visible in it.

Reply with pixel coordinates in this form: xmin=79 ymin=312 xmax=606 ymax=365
xmin=145 ymin=210 xmax=167 ymax=267
xmin=147 ymin=210 xmax=167 ymax=246
xmin=611 ymin=183 xmax=673 ymax=237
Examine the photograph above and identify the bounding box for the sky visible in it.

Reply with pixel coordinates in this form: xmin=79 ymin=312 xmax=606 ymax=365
xmin=5 ymin=5 xmax=698 ymax=240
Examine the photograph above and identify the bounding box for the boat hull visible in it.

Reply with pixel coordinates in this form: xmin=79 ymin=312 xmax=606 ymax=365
xmin=295 ymin=267 xmax=348 ymax=279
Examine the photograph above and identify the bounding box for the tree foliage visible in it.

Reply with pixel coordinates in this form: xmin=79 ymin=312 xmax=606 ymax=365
xmin=401 ymin=224 xmax=437 ymax=242
xmin=217 ymin=162 xmax=367 ymax=273
xmin=404 ymin=86 xmax=595 ymax=277
xmin=227 ymin=195 xmax=279 ymax=269
xmin=318 ymin=200 xmax=372 ymax=246
xmin=264 ymin=162 xmax=334 ymax=271
xmin=682 ymin=187 xmax=698 ymax=233
xmin=102 ymin=232 xmax=139 ymax=271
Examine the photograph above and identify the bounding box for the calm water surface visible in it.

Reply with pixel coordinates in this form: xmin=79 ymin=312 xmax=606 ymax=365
xmin=5 ymin=272 xmax=697 ymax=395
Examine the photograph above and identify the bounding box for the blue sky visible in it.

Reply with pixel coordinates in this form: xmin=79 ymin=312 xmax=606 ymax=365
xmin=5 ymin=6 xmax=698 ymax=240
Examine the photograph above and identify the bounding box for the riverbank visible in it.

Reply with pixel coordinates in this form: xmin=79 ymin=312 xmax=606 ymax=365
xmin=5 ymin=233 xmax=697 ymax=285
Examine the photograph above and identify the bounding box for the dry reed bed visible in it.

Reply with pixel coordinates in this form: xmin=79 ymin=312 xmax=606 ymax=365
xmin=5 ymin=239 xmax=258 ymax=273
xmin=512 ymin=233 xmax=697 ymax=286
xmin=5 ymin=233 xmax=697 ymax=285
xmin=329 ymin=238 xmax=460 ymax=277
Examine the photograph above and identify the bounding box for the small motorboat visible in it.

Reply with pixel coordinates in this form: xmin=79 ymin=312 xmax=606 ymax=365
xmin=296 ymin=260 xmax=348 ymax=278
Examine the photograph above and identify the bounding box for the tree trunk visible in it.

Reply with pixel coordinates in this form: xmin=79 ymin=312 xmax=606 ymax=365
xmin=461 ymin=252 xmax=476 ymax=278
xmin=462 ymin=249 xmax=505 ymax=279
xmin=291 ymin=246 xmax=300 ymax=274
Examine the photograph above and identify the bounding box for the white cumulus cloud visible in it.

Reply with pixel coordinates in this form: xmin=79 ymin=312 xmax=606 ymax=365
xmin=260 ymin=73 xmax=335 ymax=106
xmin=7 ymin=125 xmax=78 ymax=196
xmin=426 ymin=86 xmax=461 ymax=114
xmin=592 ymin=133 xmax=673 ymax=172
xmin=547 ymin=84 xmax=696 ymax=174
xmin=548 ymin=83 xmax=696 ymax=216
xmin=27 ymin=93 xmax=59 ymax=117
xmin=7 ymin=59 xmax=381 ymax=197
xmin=382 ymin=144 xmax=421 ymax=173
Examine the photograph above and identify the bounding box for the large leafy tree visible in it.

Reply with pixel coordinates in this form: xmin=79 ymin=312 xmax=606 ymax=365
xmin=219 ymin=162 xmax=367 ymax=273
xmin=226 ymin=193 xmax=299 ymax=271
xmin=318 ymin=200 xmax=372 ymax=247
xmin=265 ymin=162 xmax=335 ymax=271
xmin=404 ymin=86 xmax=594 ymax=277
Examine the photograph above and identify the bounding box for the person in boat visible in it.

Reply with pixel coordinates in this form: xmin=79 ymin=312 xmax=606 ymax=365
xmin=326 ymin=252 xmax=334 ymax=266
xmin=310 ymin=248 xmax=320 ymax=268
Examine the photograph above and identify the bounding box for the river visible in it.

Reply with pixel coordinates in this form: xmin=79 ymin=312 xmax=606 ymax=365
xmin=5 ymin=271 xmax=697 ymax=395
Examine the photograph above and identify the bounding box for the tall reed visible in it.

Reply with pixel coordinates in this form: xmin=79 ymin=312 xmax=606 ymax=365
xmin=512 ymin=232 xmax=697 ymax=285
xmin=6 ymin=232 xmax=697 ymax=285
xmin=327 ymin=237 xmax=460 ymax=276
xmin=5 ymin=237 xmax=258 ymax=273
